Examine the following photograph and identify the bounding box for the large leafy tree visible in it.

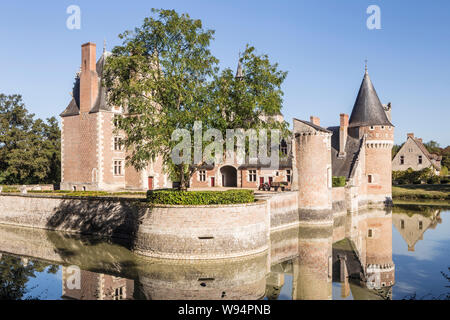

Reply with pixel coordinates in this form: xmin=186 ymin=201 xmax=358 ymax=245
xmin=0 ymin=94 xmax=61 ymax=185
xmin=104 ymin=9 xmax=289 ymax=189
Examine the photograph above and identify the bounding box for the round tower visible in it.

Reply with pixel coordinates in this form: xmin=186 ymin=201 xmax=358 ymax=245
xmin=293 ymin=117 xmax=333 ymax=223
xmin=348 ymin=67 xmax=394 ymax=205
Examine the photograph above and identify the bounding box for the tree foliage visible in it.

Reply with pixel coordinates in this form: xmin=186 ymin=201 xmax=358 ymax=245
xmin=104 ymin=9 xmax=289 ymax=189
xmin=0 ymin=94 xmax=60 ymax=185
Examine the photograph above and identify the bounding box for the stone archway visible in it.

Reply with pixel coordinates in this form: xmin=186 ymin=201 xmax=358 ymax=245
xmin=220 ymin=166 xmax=238 ymax=188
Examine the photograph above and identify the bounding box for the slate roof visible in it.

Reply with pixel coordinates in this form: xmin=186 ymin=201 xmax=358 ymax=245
xmin=328 ymin=126 xmax=364 ymax=179
xmin=349 ymin=71 xmax=394 ymax=128
xmin=60 ymin=51 xmax=112 ymax=117
xmin=293 ymin=118 xmax=332 ymax=134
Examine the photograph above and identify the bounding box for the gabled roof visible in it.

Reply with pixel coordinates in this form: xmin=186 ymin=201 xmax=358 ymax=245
xmin=293 ymin=118 xmax=332 ymax=134
xmin=410 ymin=137 xmax=442 ymax=170
xmin=349 ymin=71 xmax=394 ymax=128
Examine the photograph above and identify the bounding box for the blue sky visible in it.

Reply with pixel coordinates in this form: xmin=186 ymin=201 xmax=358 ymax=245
xmin=0 ymin=0 xmax=449 ymax=145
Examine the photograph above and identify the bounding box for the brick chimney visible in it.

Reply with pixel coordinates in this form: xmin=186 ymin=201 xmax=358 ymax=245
xmin=339 ymin=114 xmax=349 ymax=158
xmin=417 ymin=138 xmax=423 ymax=143
xmin=80 ymin=42 xmax=98 ymax=113
xmin=407 ymin=133 xmax=414 ymax=139
xmin=310 ymin=116 xmax=320 ymax=126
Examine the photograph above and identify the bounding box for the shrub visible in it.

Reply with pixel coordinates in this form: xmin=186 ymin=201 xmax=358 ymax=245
xmin=1 ymin=186 xmax=20 ymax=193
xmin=332 ymin=176 xmax=346 ymax=188
xmin=147 ymin=189 xmax=255 ymax=205
xmin=427 ymin=175 xmax=441 ymax=185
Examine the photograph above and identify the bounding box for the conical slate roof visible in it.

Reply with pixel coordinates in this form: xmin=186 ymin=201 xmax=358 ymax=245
xmin=349 ymin=70 xmax=393 ymax=128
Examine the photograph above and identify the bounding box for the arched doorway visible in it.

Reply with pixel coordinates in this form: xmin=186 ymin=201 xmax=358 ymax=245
xmin=220 ymin=166 xmax=238 ymax=187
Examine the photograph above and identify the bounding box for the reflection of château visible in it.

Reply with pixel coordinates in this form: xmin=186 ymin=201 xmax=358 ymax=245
xmin=392 ymin=206 xmax=442 ymax=252
xmin=0 ymin=207 xmax=404 ymax=300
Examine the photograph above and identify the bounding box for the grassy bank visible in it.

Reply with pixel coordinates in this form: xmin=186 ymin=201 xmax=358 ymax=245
xmin=392 ymin=184 xmax=450 ymax=202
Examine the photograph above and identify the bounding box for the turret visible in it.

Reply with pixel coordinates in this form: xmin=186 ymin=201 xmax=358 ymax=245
xmin=293 ymin=117 xmax=333 ymax=223
xmin=348 ymin=67 xmax=394 ymax=205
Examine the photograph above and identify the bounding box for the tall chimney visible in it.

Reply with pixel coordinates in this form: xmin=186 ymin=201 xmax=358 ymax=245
xmin=339 ymin=114 xmax=349 ymax=158
xmin=310 ymin=116 xmax=320 ymax=126
xmin=80 ymin=42 xmax=98 ymax=113
xmin=407 ymin=133 xmax=414 ymax=139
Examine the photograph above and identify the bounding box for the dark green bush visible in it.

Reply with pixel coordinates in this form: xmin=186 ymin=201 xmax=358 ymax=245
xmin=332 ymin=176 xmax=346 ymax=188
xmin=427 ymin=176 xmax=441 ymax=185
xmin=147 ymin=189 xmax=255 ymax=205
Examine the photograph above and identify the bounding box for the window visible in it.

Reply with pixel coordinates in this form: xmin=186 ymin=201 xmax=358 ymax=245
xmin=82 ymin=186 xmax=86 ymax=192
xmin=72 ymin=186 xmax=77 ymax=192
xmin=381 ymin=126 xmax=385 ymax=130
xmin=401 ymin=220 xmax=405 ymax=229
xmin=287 ymin=170 xmax=292 ymax=183
xmin=114 ymin=161 xmax=123 ymax=176
xmin=368 ymin=229 xmax=373 ymax=238
xmin=276 ymin=171 xmax=279 ymax=177
xmin=280 ymin=140 xmax=288 ymax=155
xmin=419 ymin=221 xmax=423 ymax=230
xmin=114 ymin=137 xmax=123 ymax=151
xmin=249 ymin=170 xmax=257 ymax=182
xmin=370 ymin=126 xmax=375 ymax=130
xmin=113 ymin=287 xmax=125 ymax=300
xmin=199 ymin=170 xmax=206 ymax=182
xmin=418 ymin=155 xmax=423 ymax=165
xmin=400 ymin=156 xmax=405 ymax=165
xmin=368 ymin=175 xmax=374 ymax=184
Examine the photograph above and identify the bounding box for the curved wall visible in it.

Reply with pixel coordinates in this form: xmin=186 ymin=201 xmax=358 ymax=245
xmin=134 ymin=201 xmax=269 ymax=260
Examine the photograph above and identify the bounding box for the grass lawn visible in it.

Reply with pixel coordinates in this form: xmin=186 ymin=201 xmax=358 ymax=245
xmin=392 ymin=184 xmax=450 ymax=202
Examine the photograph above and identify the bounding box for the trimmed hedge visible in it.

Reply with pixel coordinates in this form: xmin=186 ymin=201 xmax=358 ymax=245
xmin=332 ymin=176 xmax=346 ymax=188
xmin=147 ymin=190 xmax=255 ymax=205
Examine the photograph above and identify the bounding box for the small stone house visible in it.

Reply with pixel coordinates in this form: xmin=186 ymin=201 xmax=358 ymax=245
xmin=392 ymin=133 xmax=442 ymax=175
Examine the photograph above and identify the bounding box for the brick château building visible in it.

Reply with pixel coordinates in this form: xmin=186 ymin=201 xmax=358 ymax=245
xmin=61 ymin=42 xmax=394 ymax=202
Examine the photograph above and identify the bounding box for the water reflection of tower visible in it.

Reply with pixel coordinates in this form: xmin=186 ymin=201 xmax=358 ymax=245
xmin=292 ymin=225 xmax=333 ymax=300
xmin=61 ymin=267 xmax=134 ymax=300
xmin=364 ymin=209 xmax=395 ymax=297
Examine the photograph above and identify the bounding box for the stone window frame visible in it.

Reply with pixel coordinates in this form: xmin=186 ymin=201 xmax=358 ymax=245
xmin=400 ymin=156 xmax=405 ymax=165
xmin=287 ymin=170 xmax=292 ymax=183
xmin=198 ymin=170 xmax=207 ymax=182
xmin=113 ymin=160 xmax=124 ymax=176
xmin=418 ymin=155 xmax=423 ymax=165
xmin=369 ymin=126 xmax=375 ymax=131
xmin=381 ymin=126 xmax=385 ymax=130
xmin=113 ymin=136 xmax=124 ymax=151
xmin=419 ymin=221 xmax=423 ymax=230
xmin=248 ymin=170 xmax=257 ymax=182
xmin=368 ymin=229 xmax=373 ymax=238
xmin=368 ymin=174 xmax=375 ymax=184
xmin=113 ymin=286 xmax=125 ymax=300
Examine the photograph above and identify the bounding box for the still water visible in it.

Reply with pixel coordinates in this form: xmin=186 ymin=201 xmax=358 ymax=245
xmin=0 ymin=204 xmax=448 ymax=300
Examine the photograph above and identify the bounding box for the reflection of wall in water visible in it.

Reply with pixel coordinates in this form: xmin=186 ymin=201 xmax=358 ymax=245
xmin=134 ymin=253 xmax=268 ymax=300
xmin=62 ymin=267 xmax=134 ymax=300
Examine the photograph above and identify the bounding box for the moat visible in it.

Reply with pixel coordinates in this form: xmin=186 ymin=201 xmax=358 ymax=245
xmin=0 ymin=204 xmax=448 ymax=300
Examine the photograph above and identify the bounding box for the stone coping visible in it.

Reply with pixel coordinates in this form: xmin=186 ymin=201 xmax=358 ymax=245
xmin=0 ymin=193 xmax=266 ymax=208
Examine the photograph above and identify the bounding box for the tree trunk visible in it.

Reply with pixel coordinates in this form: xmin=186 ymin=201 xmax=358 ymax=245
xmin=179 ymin=165 xmax=187 ymax=191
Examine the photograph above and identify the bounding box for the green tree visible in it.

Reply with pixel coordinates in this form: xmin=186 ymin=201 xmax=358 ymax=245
xmin=104 ymin=9 xmax=289 ymax=189
xmin=0 ymin=94 xmax=61 ymax=185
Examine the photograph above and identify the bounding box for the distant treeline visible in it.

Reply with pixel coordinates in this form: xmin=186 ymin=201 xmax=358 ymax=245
xmin=0 ymin=94 xmax=60 ymax=185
